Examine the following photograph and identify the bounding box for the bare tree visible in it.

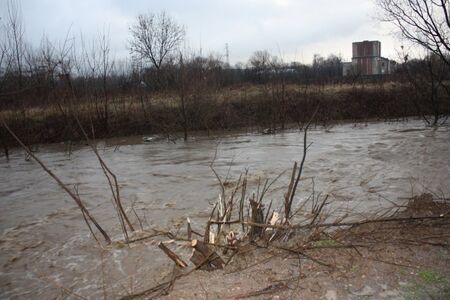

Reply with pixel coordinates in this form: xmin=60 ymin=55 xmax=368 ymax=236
xmin=248 ymin=50 xmax=273 ymax=86
xmin=269 ymin=55 xmax=289 ymax=130
xmin=81 ymin=28 xmax=115 ymax=132
xmin=0 ymin=21 xmax=9 ymax=83
xmin=312 ymin=54 xmax=343 ymax=80
xmin=178 ymin=53 xmax=188 ymax=141
xmin=249 ymin=50 xmax=271 ymax=71
xmin=377 ymin=0 xmax=450 ymax=66
xmin=5 ymin=0 xmax=25 ymax=87
xmin=98 ymin=28 xmax=114 ymax=132
xmin=402 ymin=53 xmax=449 ymax=125
xmin=129 ymin=11 xmax=185 ymax=71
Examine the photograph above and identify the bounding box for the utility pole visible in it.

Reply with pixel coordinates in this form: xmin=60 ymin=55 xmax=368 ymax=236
xmin=225 ymin=43 xmax=230 ymax=66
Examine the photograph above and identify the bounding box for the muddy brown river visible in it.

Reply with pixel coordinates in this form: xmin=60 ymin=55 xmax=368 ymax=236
xmin=1 ymin=120 xmax=449 ymax=298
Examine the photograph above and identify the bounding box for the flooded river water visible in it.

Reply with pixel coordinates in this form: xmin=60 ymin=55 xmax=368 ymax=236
xmin=1 ymin=120 xmax=449 ymax=298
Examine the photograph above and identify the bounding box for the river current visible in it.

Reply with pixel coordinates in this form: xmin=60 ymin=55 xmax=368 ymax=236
xmin=1 ymin=120 xmax=449 ymax=298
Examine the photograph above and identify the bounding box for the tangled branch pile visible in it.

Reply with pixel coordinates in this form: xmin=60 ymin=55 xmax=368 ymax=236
xmin=121 ymin=129 xmax=450 ymax=299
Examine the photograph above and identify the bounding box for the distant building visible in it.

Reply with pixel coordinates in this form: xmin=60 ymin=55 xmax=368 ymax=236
xmin=343 ymin=40 xmax=396 ymax=76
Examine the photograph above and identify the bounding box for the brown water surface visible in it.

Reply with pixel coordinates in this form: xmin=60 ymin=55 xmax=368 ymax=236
xmin=1 ymin=120 xmax=449 ymax=298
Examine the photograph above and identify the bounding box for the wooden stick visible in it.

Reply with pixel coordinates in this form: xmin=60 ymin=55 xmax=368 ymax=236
xmin=191 ymin=229 xmax=204 ymax=237
xmin=158 ymin=242 xmax=188 ymax=268
xmin=1 ymin=119 xmax=112 ymax=244
xmin=288 ymin=106 xmax=319 ymax=218
xmin=208 ymin=215 xmax=449 ymax=230
xmin=249 ymin=198 xmax=264 ymax=240
xmin=253 ymin=215 xmax=450 ymax=229
xmin=240 ymin=175 xmax=247 ymax=232
xmin=189 ymin=249 xmax=212 ymax=271
xmin=204 ymin=221 xmax=211 ymax=244
xmin=284 ymin=162 xmax=298 ymax=219
xmin=204 ymin=202 xmax=218 ymax=243
xmin=187 ymin=218 xmax=192 ymax=240
xmin=191 ymin=239 xmax=224 ymax=269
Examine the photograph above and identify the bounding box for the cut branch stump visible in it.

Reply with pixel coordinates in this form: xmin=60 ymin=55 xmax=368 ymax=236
xmin=249 ymin=198 xmax=264 ymax=240
xmin=158 ymin=242 xmax=188 ymax=268
xmin=190 ymin=239 xmax=224 ymax=270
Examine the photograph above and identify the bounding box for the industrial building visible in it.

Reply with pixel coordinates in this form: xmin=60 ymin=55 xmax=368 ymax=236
xmin=342 ymin=40 xmax=395 ymax=76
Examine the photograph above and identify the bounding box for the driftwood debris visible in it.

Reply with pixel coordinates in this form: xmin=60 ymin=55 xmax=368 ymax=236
xmin=190 ymin=248 xmax=215 ymax=271
xmin=190 ymin=239 xmax=224 ymax=270
xmin=249 ymin=197 xmax=264 ymax=240
xmin=187 ymin=217 xmax=192 ymax=240
xmin=158 ymin=242 xmax=188 ymax=268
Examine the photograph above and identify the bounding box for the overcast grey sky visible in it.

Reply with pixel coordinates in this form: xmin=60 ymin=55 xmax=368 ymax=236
xmin=0 ymin=0 xmax=402 ymax=64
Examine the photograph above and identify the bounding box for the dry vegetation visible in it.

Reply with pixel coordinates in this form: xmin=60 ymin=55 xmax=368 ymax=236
xmin=116 ymin=173 xmax=450 ymax=299
xmin=155 ymin=193 xmax=450 ymax=299
xmin=104 ymin=125 xmax=450 ymax=299
xmin=2 ymin=78 xmax=448 ymax=151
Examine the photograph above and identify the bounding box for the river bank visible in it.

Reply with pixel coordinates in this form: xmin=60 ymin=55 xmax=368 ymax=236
xmin=1 ymin=82 xmax=449 ymax=149
xmin=159 ymin=193 xmax=450 ymax=299
xmin=1 ymin=120 xmax=449 ymax=298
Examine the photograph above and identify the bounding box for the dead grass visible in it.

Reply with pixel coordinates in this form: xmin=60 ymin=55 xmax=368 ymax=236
xmin=0 ymin=81 xmax=406 ymax=120
xmin=2 ymin=80 xmax=448 ymax=147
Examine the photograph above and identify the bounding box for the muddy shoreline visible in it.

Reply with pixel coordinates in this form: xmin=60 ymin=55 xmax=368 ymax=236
xmin=159 ymin=194 xmax=450 ymax=299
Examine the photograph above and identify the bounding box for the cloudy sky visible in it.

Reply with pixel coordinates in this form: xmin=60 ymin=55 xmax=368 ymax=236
xmin=0 ymin=0 xmax=403 ymax=64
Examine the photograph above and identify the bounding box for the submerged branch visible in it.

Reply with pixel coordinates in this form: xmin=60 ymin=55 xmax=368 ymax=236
xmin=1 ymin=119 xmax=112 ymax=244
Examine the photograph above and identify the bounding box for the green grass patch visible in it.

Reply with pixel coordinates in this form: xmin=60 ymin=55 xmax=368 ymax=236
xmin=312 ymin=239 xmax=338 ymax=247
xmin=402 ymin=269 xmax=450 ymax=300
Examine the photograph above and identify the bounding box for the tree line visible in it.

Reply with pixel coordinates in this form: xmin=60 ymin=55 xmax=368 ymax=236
xmin=0 ymin=0 xmax=449 ymax=151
